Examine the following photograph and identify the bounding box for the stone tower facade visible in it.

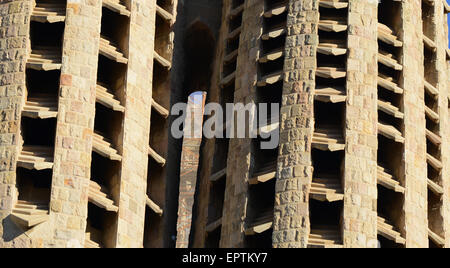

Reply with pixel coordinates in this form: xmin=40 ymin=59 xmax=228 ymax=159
xmin=0 ymin=0 xmax=177 ymax=248
xmin=0 ymin=0 xmax=449 ymax=248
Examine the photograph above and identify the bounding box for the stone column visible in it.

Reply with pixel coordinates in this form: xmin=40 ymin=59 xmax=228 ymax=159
xmin=114 ymin=0 xmax=156 ymax=248
xmin=49 ymin=0 xmax=102 ymax=247
xmin=272 ymin=0 xmax=318 ymax=248
xmin=342 ymin=0 xmax=378 ymax=248
xmin=220 ymin=0 xmax=262 ymax=248
xmin=176 ymin=93 xmax=207 ymax=248
xmin=191 ymin=0 xmax=229 ymax=248
xmin=434 ymin=0 xmax=450 ymax=248
xmin=401 ymin=0 xmax=428 ymax=247
xmin=0 ymin=0 xmax=32 ymax=248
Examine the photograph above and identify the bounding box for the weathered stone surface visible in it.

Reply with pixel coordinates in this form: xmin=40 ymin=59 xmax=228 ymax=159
xmin=0 ymin=0 xmax=448 ymax=248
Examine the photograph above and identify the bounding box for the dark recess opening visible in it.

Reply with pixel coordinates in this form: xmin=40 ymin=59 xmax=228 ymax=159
xmin=429 ymin=238 xmax=440 ymax=248
xmin=319 ymin=31 xmax=347 ymax=44
xmin=319 ymin=5 xmax=348 ymax=20
xmin=150 ymin=110 xmax=167 ymax=156
xmin=378 ymin=109 xmax=403 ymax=131
xmin=211 ymin=137 xmax=229 ymax=174
xmin=377 ymin=184 xmax=404 ymax=248
xmin=157 ymin=0 xmax=173 ymax=11
xmin=378 ymin=235 xmax=402 ymax=248
xmin=226 ymin=36 xmax=240 ymax=55
xmin=259 ymin=57 xmax=284 ymax=77
xmin=94 ymin=103 xmax=123 ymax=147
xmin=314 ymin=101 xmax=344 ymax=129
xmin=183 ymin=22 xmax=215 ymax=93
xmin=312 ymin=149 xmax=343 ymax=181
xmin=155 ymin=15 xmax=171 ymax=58
xmin=261 ymin=34 xmax=286 ymax=55
xmin=426 ymin=117 xmax=439 ymax=138
xmin=377 ymin=135 xmax=404 ymax=182
xmin=378 ymin=41 xmax=401 ymax=64
xmin=101 ymin=7 xmax=129 ymax=56
xmin=428 ymin=188 xmax=444 ymax=240
xmin=97 ymin=55 xmax=127 ymax=94
xmin=90 ymin=151 xmax=121 ymax=201
xmin=379 ymin=64 xmax=400 ymax=83
xmin=424 ymin=48 xmax=437 ymax=87
xmin=251 ymin=138 xmax=278 ymax=176
xmin=21 ymin=117 xmax=56 ymax=147
xmin=256 ymin=81 xmax=282 ymax=126
xmin=245 ymin=228 xmax=273 ymax=248
xmin=232 ymin=0 xmax=244 ymax=9
xmin=422 ymin=0 xmax=435 ymax=39
xmin=86 ymin=202 xmax=116 ymax=248
xmin=378 ymin=0 xmax=402 ymax=34
xmin=265 ymin=0 xmax=285 ymax=10
xmin=30 ymin=21 xmax=64 ymax=48
xmin=229 ymin=13 xmax=242 ymax=32
xmin=425 ymin=92 xmax=438 ymax=113
xmin=316 ymin=77 xmax=346 ymax=88
xmin=245 ymin=179 xmax=275 ymax=248
xmin=317 ymin=54 xmax=347 ymax=68
xmin=208 ymin=178 xmax=226 ymax=224
xmin=378 ymin=85 xmax=402 ymax=112
xmin=263 ymin=11 xmax=287 ymax=32
xmin=16 ymin=168 xmax=52 ymax=204
xmin=223 ymin=59 xmax=237 ymax=78
xmin=309 ymin=199 xmax=342 ymax=232
xmin=26 ymin=69 xmax=60 ymax=99
xmin=205 ymin=226 xmax=222 ymax=248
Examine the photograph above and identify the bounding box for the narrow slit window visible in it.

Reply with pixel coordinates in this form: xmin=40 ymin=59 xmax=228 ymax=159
xmin=377 ymin=184 xmax=405 ymax=248
xmin=101 ymin=7 xmax=129 ymax=59
xmin=245 ymin=179 xmax=275 ymax=248
xmin=85 ymin=203 xmax=117 ymax=248
xmin=16 ymin=168 xmax=52 ymax=204
xmin=263 ymin=11 xmax=287 ymax=32
xmin=30 ymin=21 xmax=64 ymax=49
xmin=229 ymin=13 xmax=243 ymax=32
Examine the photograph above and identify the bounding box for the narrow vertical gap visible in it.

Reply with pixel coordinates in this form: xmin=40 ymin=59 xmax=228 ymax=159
xmin=243 ymin=0 xmax=287 ymax=248
xmin=85 ymin=6 xmax=130 ymax=248
xmin=203 ymin=0 xmax=245 ymax=247
xmin=145 ymin=0 xmax=176 ymax=248
xmin=376 ymin=0 xmax=406 ymax=248
xmin=245 ymin=177 xmax=275 ymax=248
xmin=306 ymin=3 xmax=349 ymax=248
xmin=421 ymin=0 xmax=444 ymax=247
xmin=205 ymin=84 xmax=233 ymax=247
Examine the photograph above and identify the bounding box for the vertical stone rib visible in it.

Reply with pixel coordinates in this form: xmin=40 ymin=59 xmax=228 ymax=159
xmin=195 ymin=0 xmax=245 ymax=248
xmin=50 ymin=0 xmax=102 ymax=247
xmin=220 ymin=0 xmax=261 ymax=248
xmin=434 ymin=0 xmax=450 ymax=247
xmin=273 ymin=0 xmax=318 ymax=248
xmin=402 ymin=0 xmax=428 ymax=247
xmin=114 ymin=0 xmax=156 ymax=248
xmin=342 ymin=0 xmax=378 ymax=248
xmin=0 ymin=0 xmax=32 ymax=248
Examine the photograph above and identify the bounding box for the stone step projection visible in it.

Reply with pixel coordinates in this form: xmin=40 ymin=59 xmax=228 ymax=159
xmin=143 ymin=0 xmax=176 ymax=248
xmin=85 ymin=3 xmax=130 ymax=248
xmin=376 ymin=0 xmax=406 ymax=248
xmin=244 ymin=0 xmax=286 ymax=248
xmin=13 ymin=0 xmax=67 ymax=232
